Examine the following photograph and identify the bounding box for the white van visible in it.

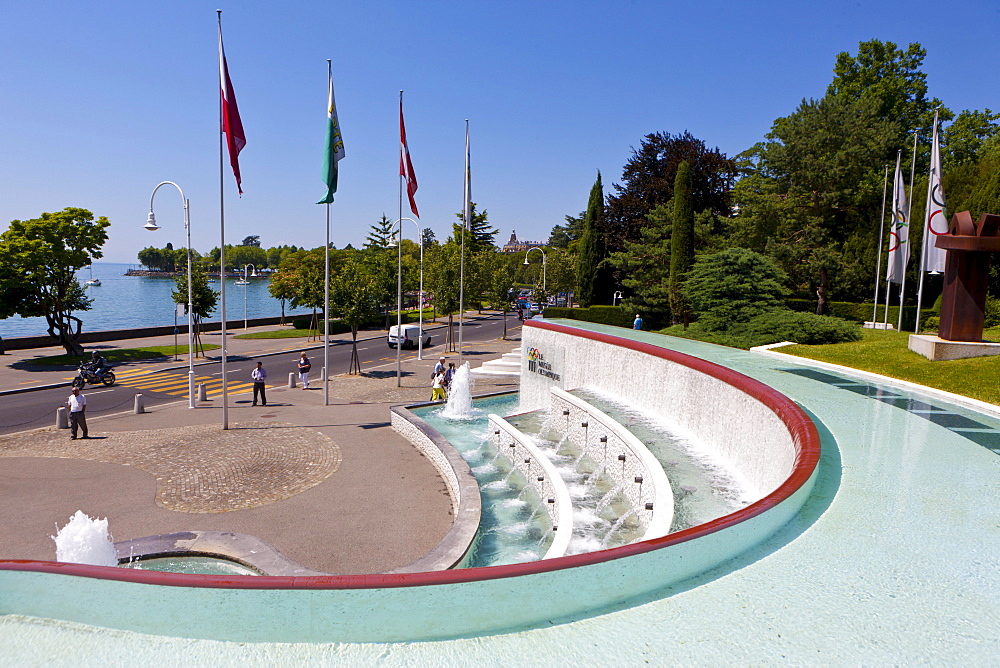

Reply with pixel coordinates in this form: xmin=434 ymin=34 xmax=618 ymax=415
xmin=387 ymin=324 xmax=431 ymax=349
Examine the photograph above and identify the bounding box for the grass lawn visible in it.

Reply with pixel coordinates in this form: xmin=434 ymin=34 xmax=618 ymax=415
xmin=234 ymin=329 xmax=320 ymax=340
xmin=778 ymin=327 xmax=1000 ymax=406
xmin=31 ymin=344 xmax=221 ymax=367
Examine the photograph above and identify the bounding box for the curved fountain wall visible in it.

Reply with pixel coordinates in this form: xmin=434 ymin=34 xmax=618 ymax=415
xmin=488 ymin=414 xmax=575 ymax=559
xmin=0 ymin=320 xmax=820 ymax=643
xmin=521 ymin=321 xmax=799 ymax=500
xmin=548 ymin=386 xmax=674 ymax=540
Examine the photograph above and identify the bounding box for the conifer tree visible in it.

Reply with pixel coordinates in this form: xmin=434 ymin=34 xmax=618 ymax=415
xmin=669 ymin=161 xmax=694 ymax=325
xmin=576 ymin=172 xmax=605 ymax=307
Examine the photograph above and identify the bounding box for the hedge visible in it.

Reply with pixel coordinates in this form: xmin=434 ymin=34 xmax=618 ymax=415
xmin=785 ymin=299 xmax=934 ymax=331
xmin=541 ymin=305 xmax=633 ymax=328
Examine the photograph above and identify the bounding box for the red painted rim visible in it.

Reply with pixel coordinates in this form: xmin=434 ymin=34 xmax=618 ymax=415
xmin=0 ymin=320 xmax=820 ymax=590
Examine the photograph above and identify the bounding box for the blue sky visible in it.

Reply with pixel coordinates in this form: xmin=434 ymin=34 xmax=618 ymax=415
xmin=2 ymin=0 xmax=998 ymax=263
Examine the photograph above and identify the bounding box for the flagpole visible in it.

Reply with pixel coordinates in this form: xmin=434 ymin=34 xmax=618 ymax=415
xmin=872 ymin=164 xmax=889 ymax=324
xmin=396 ymin=91 xmax=403 ymax=386
xmin=915 ymin=108 xmax=941 ymax=335
xmin=898 ymin=130 xmax=918 ymax=331
xmin=323 ymin=60 xmax=332 ymax=406
xmin=217 ymin=10 xmax=229 ymax=430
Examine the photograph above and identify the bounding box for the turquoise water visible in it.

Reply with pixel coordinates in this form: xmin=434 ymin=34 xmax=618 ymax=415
xmin=1 ymin=262 xmax=311 ymax=338
xmin=1 ymin=322 xmax=997 ymax=661
xmin=413 ymin=395 xmax=557 ymax=567
xmin=122 ymin=556 xmax=260 ymax=576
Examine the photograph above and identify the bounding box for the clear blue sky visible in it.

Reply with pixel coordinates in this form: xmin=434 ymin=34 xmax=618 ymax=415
xmin=2 ymin=0 xmax=998 ymax=263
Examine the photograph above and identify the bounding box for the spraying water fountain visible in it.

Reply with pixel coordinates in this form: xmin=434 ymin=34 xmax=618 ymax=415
xmin=52 ymin=511 xmax=118 ymax=567
xmin=440 ymin=362 xmax=480 ymax=420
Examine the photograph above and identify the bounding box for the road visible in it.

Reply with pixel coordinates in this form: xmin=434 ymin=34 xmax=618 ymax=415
xmin=0 ymin=315 xmax=520 ymax=436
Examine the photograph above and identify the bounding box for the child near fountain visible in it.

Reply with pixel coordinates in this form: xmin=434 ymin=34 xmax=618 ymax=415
xmin=431 ymin=371 xmax=447 ymax=402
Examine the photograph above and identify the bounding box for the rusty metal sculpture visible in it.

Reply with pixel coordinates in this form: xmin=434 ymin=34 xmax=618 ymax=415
xmin=934 ymin=211 xmax=1000 ymax=341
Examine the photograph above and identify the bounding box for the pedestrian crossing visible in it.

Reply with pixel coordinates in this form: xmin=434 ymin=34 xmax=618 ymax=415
xmin=75 ymin=368 xmax=262 ymax=399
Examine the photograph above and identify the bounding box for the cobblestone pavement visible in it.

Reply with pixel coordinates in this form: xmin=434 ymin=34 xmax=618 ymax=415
xmin=0 ymin=421 xmax=341 ymax=513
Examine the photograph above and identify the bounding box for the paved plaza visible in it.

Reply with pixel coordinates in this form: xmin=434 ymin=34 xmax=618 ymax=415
xmin=0 ymin=320 xmax=519 ymax=574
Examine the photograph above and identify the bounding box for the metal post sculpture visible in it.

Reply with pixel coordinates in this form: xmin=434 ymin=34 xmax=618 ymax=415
xmin=934 ymin=211 xmax=1000 ymax=341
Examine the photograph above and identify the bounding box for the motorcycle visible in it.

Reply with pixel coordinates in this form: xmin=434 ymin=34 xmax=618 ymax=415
xmin=72 ymin=361 xmax=115 ymax=388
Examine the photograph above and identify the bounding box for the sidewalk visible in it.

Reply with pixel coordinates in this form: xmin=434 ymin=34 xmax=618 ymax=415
xmin=0 ymin=324 xmax=521 ymax=575
xmin=0 ymin=313 xmax=497 ymax=395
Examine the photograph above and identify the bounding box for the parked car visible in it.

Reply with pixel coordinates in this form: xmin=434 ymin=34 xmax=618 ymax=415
xmin=388 ymin=324 xmax=431 ymax=349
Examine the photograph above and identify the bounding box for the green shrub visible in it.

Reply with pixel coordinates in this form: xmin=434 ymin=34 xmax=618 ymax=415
xmin=684 ymin=248 xmax=788 ymax=329
xmin=658 ymin=311 xmax=860 ymax=349
xmin=986 ymin=296 xmax=1000 ymax=328
xmin=786 ymin=299 xmax=934 ymax=329
xmin=742 ymin=310 xmax=861 ymax=345
xmin=292 ymin=318 xmax=311 ymax=330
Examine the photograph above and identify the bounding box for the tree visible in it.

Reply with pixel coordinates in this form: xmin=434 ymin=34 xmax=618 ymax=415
xmin=549 ymin=212 xmax=584 ymax=249
xmin=171 ymin=264 xmax=219 ymax=355
xmin=736 ymin=94 xmax=898 ymax=310
xmin=424 ymin=242 xmax=463 ymax=349
xmin=365 ymin=214 xmax=396 ymax=250
xmin=684 ymin=248 xmax=789 ymax=330
xmin=451 ymin=202 xmax=498 ymax=253
xmin=669 ymin=161 xmax=695 ymax=325
xmin=240 ymin=235 xmax=261 ymax=247
xmin=0 ymin=207 xmax=110 ymax=355
xmin=576 ymin=172 xmax=610 ymax=306
xmin=329 ymin=255 xmax=385 ymax=374
xmin=604 ymin=131 xmax=737 ymax=250
xmin=827 ymin=40 xmax=948 ymax=149
xmin=422 ymin=227 xmax=438 ymax=248
xmin=609 ymin=204 xmax=672 ymax=324
xmin=943 ymin=109 xmax=1000 ymax=166
xmin=481 ymin=250 xmax=519 ymax=339
xmin=138 ymin=246 xmax=166 ymax=271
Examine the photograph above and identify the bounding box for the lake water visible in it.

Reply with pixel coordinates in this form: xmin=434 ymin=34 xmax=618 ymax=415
xmin=1 ymin=263 xmax=312 ymax=339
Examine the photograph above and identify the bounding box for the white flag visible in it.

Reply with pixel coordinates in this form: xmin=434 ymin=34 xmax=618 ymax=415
xmin=463 ymin=121 xmax=472 ymax=230
xmin=886 ymin=152 xmax=910 ymax=284
xmin=922 ymin=116 xmax=947 ymax=273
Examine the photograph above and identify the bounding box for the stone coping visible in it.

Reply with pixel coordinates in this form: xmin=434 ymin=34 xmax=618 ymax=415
xmin=387 ymin=406 xmax=482 ymax=573
xmin=115 ymin=531 xmax=328 ymax=577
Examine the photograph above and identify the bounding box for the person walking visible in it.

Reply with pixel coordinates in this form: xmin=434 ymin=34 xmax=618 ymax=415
xmin=297 ymin=352 xmax=311 ymax=390
xmin=251 ymin=361 xmax=268 ymax=406
xmin=633 ymin=313 xmax=644 ymax=330
xmin=66 ymin=386 xmax=88 ymax=440
xmin=444 ymin=362 xmax=456 ymax=390
xmin=433 ymin=357 xmax=446 ymax=377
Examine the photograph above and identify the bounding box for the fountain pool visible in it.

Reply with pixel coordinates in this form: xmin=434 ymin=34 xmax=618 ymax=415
xmin=21 ymin=319 xmax=993 ymax=661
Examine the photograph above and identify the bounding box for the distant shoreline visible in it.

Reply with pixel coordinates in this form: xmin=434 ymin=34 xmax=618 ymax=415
xmin=124 ymin=269 xmax=270 ymax=278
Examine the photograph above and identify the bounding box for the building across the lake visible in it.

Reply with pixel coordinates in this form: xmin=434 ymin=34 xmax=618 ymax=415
xmin=501 ymin=230 xmax=547 ymax=253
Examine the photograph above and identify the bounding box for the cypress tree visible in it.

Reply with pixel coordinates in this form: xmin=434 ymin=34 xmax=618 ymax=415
xmin=576 ymin=172 xmax=604 ymax=307
xmin=669 ymin=161 xmax=694 ymax=325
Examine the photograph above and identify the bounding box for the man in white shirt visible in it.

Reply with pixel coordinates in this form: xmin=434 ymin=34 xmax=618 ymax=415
xmin=251 ymin=361 xmax=268 ymax=406
xmin=67 ymin=386 xmax=88 ymax=440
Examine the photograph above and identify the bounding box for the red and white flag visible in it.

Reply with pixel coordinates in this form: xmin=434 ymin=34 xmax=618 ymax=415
xmin=219 ymin=20 xmax=246 ymax=195
xmin=399 ymin=96 xmax=419 ymax=218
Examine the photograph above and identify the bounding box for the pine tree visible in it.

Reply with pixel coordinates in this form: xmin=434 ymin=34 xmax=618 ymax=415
xmin=669 ymin=161 xmax=694 ymax=325
xmin=365 ymin=214 xmax=396 ymax=250
xmin=451 ymin=202 xmax=498 ymax=253
xmin=576 ymin=172 xmax=605 ymax=307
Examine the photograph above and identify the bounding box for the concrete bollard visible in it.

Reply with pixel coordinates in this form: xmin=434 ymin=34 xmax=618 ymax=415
xmin=288 ymin=372 xmax=297 ymax=389
xmin=134 ymin=394 xmax=145 ymax=414
xmin=56 ymin=406 xmax=69 ymax=429
xmin=321 ymin=367 xmax=327 ymax=381
xmin=197 ymin=383 xmax=207 ymax=401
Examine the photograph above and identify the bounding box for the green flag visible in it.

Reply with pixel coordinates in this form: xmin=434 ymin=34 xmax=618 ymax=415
xmin=317 ymin=62 xmax=345 ymax=204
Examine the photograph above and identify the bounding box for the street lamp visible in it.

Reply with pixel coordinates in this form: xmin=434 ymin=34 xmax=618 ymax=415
xmin=524 ymin=246 xmax=547 ymax=293
xmin=240 ymin=264 xmax=257 ymax=329
xmin=389 ymin=217 xmax=422 ymax=386
xmin=145 ymin=181 xmax=196 ymax=409
xmin=613 ymin=290 xmax=623 ymax=306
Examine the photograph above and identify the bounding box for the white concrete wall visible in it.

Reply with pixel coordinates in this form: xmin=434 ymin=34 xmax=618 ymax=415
xmin=522 ymin=327 xmax=796 ymax=500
